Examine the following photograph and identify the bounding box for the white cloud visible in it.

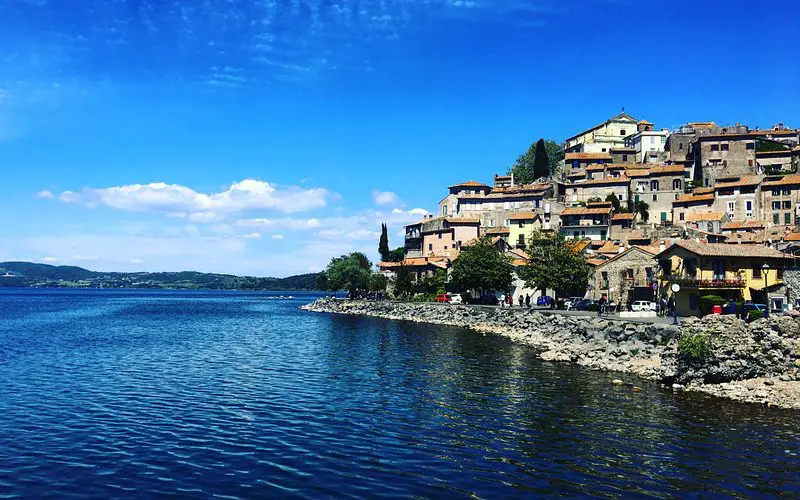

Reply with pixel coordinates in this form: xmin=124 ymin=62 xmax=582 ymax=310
xmin=129 ymin=258 xmax=144 ymax=264
xmin=43 ymin=256 xmax=63 ymax=263
xmin=58 ymin=179 xmax=333 ymax=217
xmin=317 ymin=228 xmax=381 ymax=241
xmin=271 ymin=234 xmax=285 ymax=240
xmin=71 ymin=255 xmax=99 ymax=262
xmin=372 ymin=190 xmax=400 ymax=206
xmin=236 ymin=217 xmax=323 ymax=230
xmin=240 ymin=232 xmax=262 ymax=239
xmin=36 ymin=190 xmax=55 ymax=199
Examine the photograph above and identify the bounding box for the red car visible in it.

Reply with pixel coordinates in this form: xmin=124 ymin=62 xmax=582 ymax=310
xmin=434 ymin=293 xmax=451 ymax=303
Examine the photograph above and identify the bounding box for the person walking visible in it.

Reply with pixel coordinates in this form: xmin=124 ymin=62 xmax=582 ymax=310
xmin=518 ymin=294 xmax=524 ymax=307
xmin=525 ymin=294 xmax=531 ymax=308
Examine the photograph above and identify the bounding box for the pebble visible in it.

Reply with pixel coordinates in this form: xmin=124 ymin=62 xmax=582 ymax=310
xmin=764 ymin=379 xmax=775 ymax=386
xmin=612 ymin=379 xmax=623 ymax=385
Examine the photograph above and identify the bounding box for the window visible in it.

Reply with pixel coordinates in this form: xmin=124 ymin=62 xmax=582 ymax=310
xmin=673 ymin=179 xmax=682 ymax=190
xmin=679 ymin=212 xmax=685 ymax=221
xmin=746 ymin=200 xmax=753 ymax=217
xmin=661 ymin=136 xmax=667 ymax=143
xmin=748 ymin=159 xmax=754 ymax=167
xmin=653 ymin=194 xmax=658 ymax=201
xmin=518 ymin=221 xmax=524 ymax=228
xmin=573 ymin=161 xmax=580 ymax=168
xmin=774 ymin=213 xmax=780 ymax=224
xmin=675 ymin=193 xmax=680 ymax=200
xmin=504 ymin=219 xmax=510 ymax=226
xmin=620 ymin=129 xmax=626 ymax=136
xmin=438 ymin=233 xmax=442 ymax=239
xmin=517 ymin=235 xmax=525 ymax=247
xmin=622 ymin=154 xmax=628 ymax=161
xmin=783 ymin=201 xmax=791 ymax=209
xmin=535 ymin=199 xmax=541 ymax=208
xmin=707 ymin=222 xmax=714 ymax=232
xmin=457 ymin=241 xmax=462 ymax=247
xmin=650 ymin=136 xmax=655 ymax=144
xmin=428 ymin=243 xmax=433 ymax=251
xmin=600 ymin=230 xmax=607 ymax=240
xmin=573 ymin=231 xmax=579 ymax=238
xmin=444 ymin=246 xmax=448 ymax=250
xmin=721 ymin=143 xmax=729 ymax=152
xmin=661 ymin=212 xmax=667 ymax=222
xmin=778 ymin=267 xmax=785 ymax=280
xmin=710 ymin=144 xmax=719 ymax=152
xmin=650 ymin=180 xmax=659 ymax=191
xmin=443 ymin=206 xmax=448 ymax=216
xmin=746 ymin=142 xmax=755 ymax=150
xmin=602 ymin=148 xmax=607 ymax=152
xmin=783 ymin=188 xmax=791 ymax=195
xmin=773 ymin=201 xmax=781 ymax=210
xmin=727 ymin=201 xmax=735 ymax=216
xmin=773 ymin=189 xmax=781 ymax=196
xmin=580 ymin=230 xmax=586 ymax=238
xmin=679 ymin=143 xmax=684 ymax=150
xmin=488 ymin=219 xmax=495 ymax=227
xmin=618 ymin=194 xmax=623 ymax=201
xmin=786 ymin=213 xmax=792 ymax=224
xmin=661 ymin=260 xmax=672 ymax=276
xmin=685 ymin=258 xmax=697 ymax=277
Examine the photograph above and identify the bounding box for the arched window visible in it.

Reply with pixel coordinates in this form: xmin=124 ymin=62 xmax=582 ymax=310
xmin=673 ymin=179 xmax=682 ymax=190
xmin=650 ymin=180 xmax=659 ymax=191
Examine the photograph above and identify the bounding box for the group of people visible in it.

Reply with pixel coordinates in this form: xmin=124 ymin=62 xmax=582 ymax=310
xmin=498 ymin=293 xmax=533 ymax=308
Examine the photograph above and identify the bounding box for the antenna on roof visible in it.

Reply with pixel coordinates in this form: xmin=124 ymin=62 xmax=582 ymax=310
xmin=621 ymin=106 xmax=625 ymax=113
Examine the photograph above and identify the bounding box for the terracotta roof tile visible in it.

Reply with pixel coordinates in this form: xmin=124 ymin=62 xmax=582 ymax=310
xmin=648 ymin=165 xmax=685 ymax=175
xmin=612 ymin=213 xmax=635 ymax=220
xmin=586 ymin=258 xmax=607 ymax=266
xmin=686 ymin=211 xmax=725 ymax=222
xmin=565 ymin=152 xmax=613 ymax=161
xmin=627 ymin=169 xmax=651 ymax=178
xmin=574 ymin=176 xmax=630 ymax=186
xmin=692 ymin=187 xmax=715 ymax=194
xmin=565 ymin=240 xmax=591 ymax=253
xmin=721 ymin=220 xmax=765 ymax=231
xmin=509 ymin=211 xmax=538 ymax=220
xmin=561 ymin=207 xmax=612 ymax=216
xmin=761 ymin=174 xmax=800 ymax=187
xmin=444 ymin=217 xmax=480 ymax=224
xmin=673 ymin=193 xmax=715 ymax=205
xmin=715 ymin=175 xmax=763 ymax=190
xmin=448 ymin=180 xmax=489 ymax=189
xmin=657 ymin=240 xmax=785 ymax=258
xmin=485 ymin=227 xmax=510 ymax=234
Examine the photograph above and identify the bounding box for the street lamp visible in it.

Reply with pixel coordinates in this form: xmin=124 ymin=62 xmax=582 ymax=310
xmin=762 ymin=262 xmax=770 ymax=312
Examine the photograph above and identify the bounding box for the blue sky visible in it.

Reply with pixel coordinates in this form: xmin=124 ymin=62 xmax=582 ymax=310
xmin=1 ymin=0 xmax=798 ymax=276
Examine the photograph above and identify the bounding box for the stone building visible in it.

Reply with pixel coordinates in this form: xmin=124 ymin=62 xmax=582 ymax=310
xmin=508 ymin=211 xmax=542 ymax=251
xmin=712 ymin=175 xmax=763 ymax=222
xmin=564 ymin=112 xmax=639 ymax=153
xmin=756 ymin=148 xmax=799 ymax=175
xmin=565 ymin=176 xmax=630 ymax=205
xmin=672 ymin=189 xmax=716 ymax=224
xmin=590 ymin=246 xmax=659 ymax=306
xmin=563 ymin=152 xmax=613 ymax=182
xmin=560 ymin=206 xmax=612 ymax=241
xmin=695 ymin=131 xmax=757 ymax=187
xmin=420 ymin=217 xmax=480 ymax=259
xmin=760 ymin=174 xmax=800 ymax=227
xmin=626 ymin=120 xmax=670 ymax=163
xmin=685 ymin=211 xmax=728 ymax=234
xmin=630 ymin=164 xmax=686 ymax=225
xmin=610 ymin=147 xmax=637 ymax=165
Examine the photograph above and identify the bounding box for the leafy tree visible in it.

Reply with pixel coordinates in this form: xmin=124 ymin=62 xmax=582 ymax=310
xmin=519 ymin=231 xmax=592 ymax=300
xmin=605 ymin=193 xmax=621 ymax=211
xmin=450 ymin=237 xmax=513 ymax=293
xmin=587 ymin=197 xmax=602 ymax=203
xmin=421 ymin=269 xmax=447 ymax=295
xmin=392 ymin=265 xmax=415 ymax=298
xmin=324 ymin=252 xmax=372 ymax=295
xmin=386 ymin=247 xmax=405 ymax=263
xmin=378 ymin=224 xmax=390 ymax=260
xmin=636 ymin=201 xmax=650 ymax=222
xmin=316 ymin=271 xmax=330 ymax=291
xmin=369 ymin=272 xmax=389 ymax=292
xmin=508 ymin=138 xmax=564 ymax=184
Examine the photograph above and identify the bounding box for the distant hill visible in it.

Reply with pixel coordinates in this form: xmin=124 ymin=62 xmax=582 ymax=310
xmin=0 ymin=262 xmax=319 ymax=291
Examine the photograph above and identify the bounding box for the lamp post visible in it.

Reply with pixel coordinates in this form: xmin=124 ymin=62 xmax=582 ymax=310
xmin=762 ymin=262 xmax=770 ymax=314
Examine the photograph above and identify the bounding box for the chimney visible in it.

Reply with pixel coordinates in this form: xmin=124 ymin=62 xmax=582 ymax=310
xmin=658 ymin=241 xmax=666 ymax=253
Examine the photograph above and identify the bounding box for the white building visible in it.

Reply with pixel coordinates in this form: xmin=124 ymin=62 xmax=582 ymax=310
xmin=626 ymin=120 xmax=669 ymax=163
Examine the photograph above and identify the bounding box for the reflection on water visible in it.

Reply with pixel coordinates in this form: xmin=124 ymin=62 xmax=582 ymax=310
xmin=0 ymin=289 xmax=797 ymax=498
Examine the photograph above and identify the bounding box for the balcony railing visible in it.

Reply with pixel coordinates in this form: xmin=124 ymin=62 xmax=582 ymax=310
xmin=665 ymin=276 xmax=746 ymax=288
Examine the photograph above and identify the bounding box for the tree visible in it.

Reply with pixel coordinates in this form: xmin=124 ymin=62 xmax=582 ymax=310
xmin=508 ymin=138 xmax=564 ymax=184
xmin=378 ymin=224 xmax=390 ymax=260
xmin=421 ymin=269 xmax=447 ymax=295
xmin=450 ymin=237 xmax=513 ymax=293
xmin=533 ymin=138 xmax=549 ymax=180
xmin=392 ymin=265 xmax=415 ymax=298
xmin=518 ymin=231 xmax=592 ymax=300
xmin=605 ymin=193 xmax=621 ymax=211
xmin=386 ymin=247 xmax=405 ymax=263
xmin=324 ymin=252 xmax=372 ymax=295
xmin=315 ymin=271 xmax=330 ymax=291
xmin=636 ymin=201 xmax=650 ymax=222
xmin=369 ymin=272 xmax=389 ymax=292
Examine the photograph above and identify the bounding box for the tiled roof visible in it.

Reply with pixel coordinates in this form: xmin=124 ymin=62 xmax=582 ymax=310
xmin=784 ymin=233 xmax=800 ymax=242
xmin=715 ymin=175 xmax=763 ymax=190
xmin=749 ymin=129 xmax=799 ymax=137
xmin=449 ymin=181 xmax=489 ymax=189
xmin=721 ymin=220 xmax=765 ymax=231
xmin=586 ymin=258 xmax=607 ymax=266
xmin=687 ymin=121 xmax=718 ymax=129
xmin=756 ymin=149 xmax=793 ymax=157
xmin=609 ymin=147 xmax=636 ymax=152
xmin=692 ymin=187 xmax=715 ymax=194
xmin=561 ymin=207 xmax=612 ymax=216
xmin=444 ymin=217 xmax=481 ymax=224
xmin=657 ymin=240 xmax=785 ymax=259
xmin=638 ymin=119 xmax=653 ymax=125
xmin=379 ymin=257 xmax=450 ymax=269
xmin=649 ymin=165 xmax=685 ymax=175
xmin=565 ymin=152 xmax=613 ymax=161
xmin=586 ymin=164 xmax=607 ymax=172
xmin=761 ymin=174 xmax=800 ymax=187
xmin=565 ymin=240 xmax=591 ymax=253
xmin=598 ymin=241 xmax=623 ymax=254
xmin=673 ymin=193 xmax=715 ymax=205
xmin=611 ymin=213 xmax=635 ymax=220
xmin=586 ymin=201 xmax=613 ymax=208
xmin=686 ymin=211 xmax=725 ymax=222
xmin=485 ymin=227 xmax=510 ymax=234
xmin=509 ymin=211 xmax=538 ymax=220
xmin=627 ymin=169 xmax=651 ymax=178
xmin=575 ymin=176 xmax=630 ymax=186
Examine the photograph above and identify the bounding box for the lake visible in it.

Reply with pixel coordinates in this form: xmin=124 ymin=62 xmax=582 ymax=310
xmin=0 ymin=289 xmax=798 ymax=498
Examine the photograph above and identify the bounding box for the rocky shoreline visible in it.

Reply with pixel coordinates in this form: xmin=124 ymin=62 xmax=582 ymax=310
xmin=301 ymin=298 xmax=800 ymax=409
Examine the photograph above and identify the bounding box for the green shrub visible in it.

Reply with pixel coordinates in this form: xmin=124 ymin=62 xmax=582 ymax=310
xmin=678 ymin=332 xmax=713 ymax=360
xmin=697 ymin=294 xmax=726 ymax=316
xmin=747 ymin=309 xmax=764 ymax=322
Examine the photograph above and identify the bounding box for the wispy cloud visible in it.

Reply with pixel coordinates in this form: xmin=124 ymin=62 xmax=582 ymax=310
xmin=54 ymin=179 xmax=333 ymax=218
xmin=36 ymin=190 xmax=55 ymax=199
xmin=371 ymin=190 xmax=400 ymax=206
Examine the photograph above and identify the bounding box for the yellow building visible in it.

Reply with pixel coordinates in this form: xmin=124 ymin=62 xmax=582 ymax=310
xmin=655 ymin=240 xmax=786 ymax=315
xmin=564 ymin=112 xmax=640 ymax=153
xmin=508 ymin=211 xmax=542 ymax=251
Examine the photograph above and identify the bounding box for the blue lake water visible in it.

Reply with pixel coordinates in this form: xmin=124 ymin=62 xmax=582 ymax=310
xmin=0 ymin=289 xmax=798 ymax=498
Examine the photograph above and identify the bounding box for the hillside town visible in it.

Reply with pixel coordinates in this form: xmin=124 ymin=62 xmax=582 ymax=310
xmin=379 ymin=112 xmax=800 ymax=316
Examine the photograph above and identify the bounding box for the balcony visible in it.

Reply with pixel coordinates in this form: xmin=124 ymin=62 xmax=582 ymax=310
xmin=665 ymin=276 xmax=746 ymax=289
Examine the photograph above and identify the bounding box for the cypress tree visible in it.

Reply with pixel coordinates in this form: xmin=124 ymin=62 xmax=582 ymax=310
xmin=533 ymin=138 xmax=549 ymax=180
xmin=378 ymin=223 xmax=390 ymax=260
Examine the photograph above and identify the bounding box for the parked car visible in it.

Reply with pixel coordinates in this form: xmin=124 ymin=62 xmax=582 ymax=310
xmin=480 ymin=294 xmax=500 ymax=306
xmin=434 ymin=293 xmax=451 ymax=303
xmin=536 ymin=295 xmax=553 ymax=307
xmin=631 ymin=300 xmax=656 ymax=312
xmin=450 ymin=293 xmax=463 ymax=305
xmin=742 ymin=303 xmax=767 ymax=314
xmin=573 ymin=299 xmax=596 ymax=311
xmin=564 ymin=297 xmax=583 ymax=310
